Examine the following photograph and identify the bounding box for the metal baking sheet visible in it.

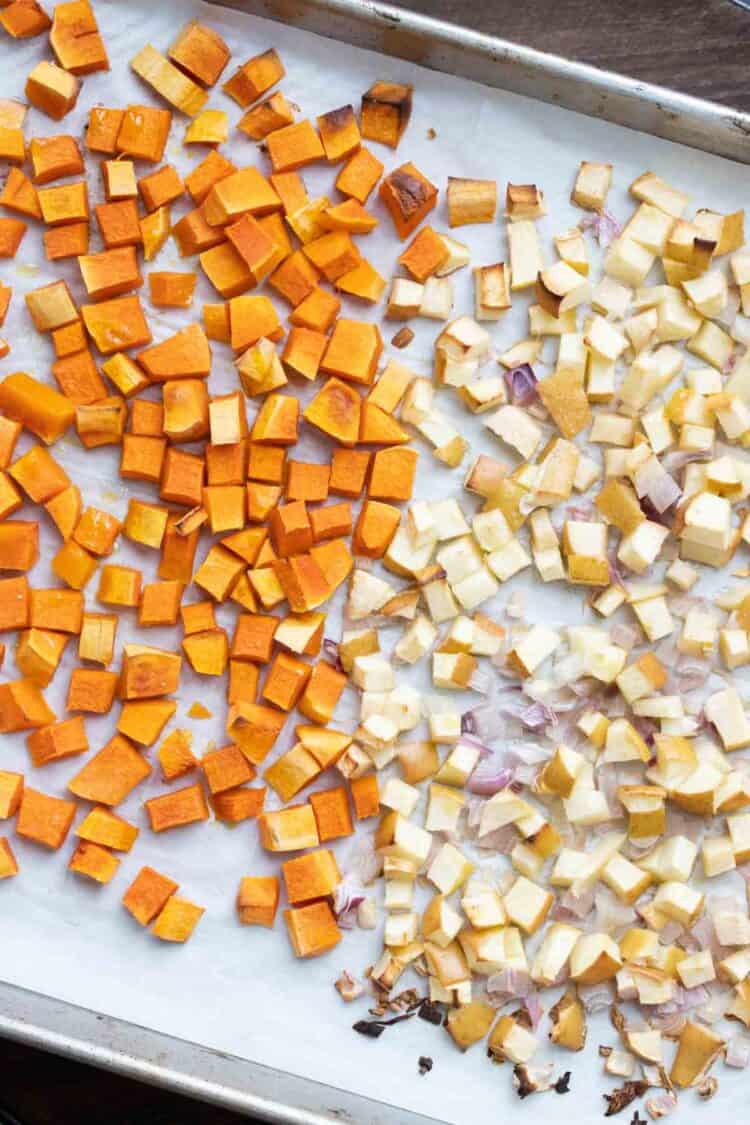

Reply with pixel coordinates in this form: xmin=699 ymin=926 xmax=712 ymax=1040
xmin=2 ymin=1 xmax=750 ymax=1122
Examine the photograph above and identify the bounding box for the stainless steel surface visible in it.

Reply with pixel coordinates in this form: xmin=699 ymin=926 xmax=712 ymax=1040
xmin=0 ymin=980 xmax=442 ymax=1125
xmin=5 ymin=1 xmax=748 ymax=1121
xmin=216 ymin=0 xmax=750 ymax=163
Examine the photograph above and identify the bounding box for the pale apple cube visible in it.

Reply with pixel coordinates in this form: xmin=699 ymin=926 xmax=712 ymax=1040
xmin=486 ymin=539 xmax=531 ymax=582
xmin=435 ymin=740 xmax=481 ymax=787
xmin=427 ymin=842 xmax=474 ymax=894
xmin=351 ymin=653 xmax=394 ymax=692
xmin=452 ymin=566 xmax=500 ymax=611
xmin=380 ymin=777 xmax=420 ymax=818
xmin=423 ymin=578 xmax=459 ymax=623
xmin=425 ymin=783 xmax=465 ymax=833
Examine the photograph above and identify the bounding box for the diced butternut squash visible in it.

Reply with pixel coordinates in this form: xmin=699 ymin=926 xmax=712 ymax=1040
xmin=144 ymin=783 xmax=210 ymax=832
xmin=152 ymin=896 xmax=204 ymax=941
xmin=237 ymin=875 xmax=279 ymax=926
xmin=77 ymin=805 xmax=139 ymax=852
xmin=17 ymin=787 xmax=76 ymax=849
xmin=68 ymin=840 xmax=120 ymax=884
xmin=123 ymin=865 xmax=179 ymax=925
xmin=284 ymin=901 xmax=341 ymax=958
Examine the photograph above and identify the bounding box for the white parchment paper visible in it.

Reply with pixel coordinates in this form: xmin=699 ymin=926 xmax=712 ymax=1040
xmin=2 ymin=0 xmax=750 ymax=1120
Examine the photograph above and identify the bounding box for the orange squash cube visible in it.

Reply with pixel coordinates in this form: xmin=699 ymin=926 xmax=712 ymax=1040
xmin=297 ymin=660 xmax=347 ymax=725
xmin=185 ymin=150 xmax=236 ymax=206
xmin=95 ymin=198 xmax=141 ymax=249
xmin=29 ymin=588 xmax=82 ymax=635
xmin=68 ymin=839 xmax=119 ymax=884
xmin=38 ymin=180 xmax=88 ymax=226
xmin=212 ymin=785 xmax=266 ymax=822
xmin=123 ymin=865 xmax=178 ymax=925
xmin=120 ymin=435 xmax=166 ymax=484
xmin=78 ymin=613 xmax=117 ymax=666
xmin=317 ymin=105 xmax=361 ymax=163
xmin=268 ymin=250 xmax=319 ymax=307
xmin=229 ymin=295 xmax=283 ymax=352
xmin=226 ymin=701 xmax=286 ymax=763
xmin=118 ymin=644 xmax=181 ymax=700
xmin=117 ymin=699 xmax=176 ymax=747
xmin=289 ymin=287 xmax=340 ymax=335
xmin=86 ymin=106 xmax=123 ymax=154
xmin=168 ymin=21 xmax=230 ymax=86
xmin=29 ymin=135 xmax=83 ymax=185
xmin=258 ymin=803 xmax=319 ymax=851
xmin=264 ymin=742 xmax=320 ymax=802
xmin=0 ymin=218 xmax=26 ymax=258
xmin=329 ymin=448 xmax=370 ymax=497
xmin=149 ymin=271 xmax=197 ymax=309
xmin=50 ymin=0 xmax=108 ymax=75
xmin=158 ymin=729 xmax=198 ymax=782
xmin=203 ymin=167 xmax=280 ymax=227
xmin=238 ymin=92 xmax=294 ymax=141
xmin=17 ymin=787 xmax=75 ymax=849
xmin=379 ymin=161 xmax=438 ymax=239
xmin=304 ymin=231 xmax=360 ymax=282
xmin=138 ymin=164 xmax=184 ymax=211
xmin=303 ymin=378 xmax=361 ymax=446
xmin=0 ymin=520 xmax=38 ymax=572
xmin=68 ymin=729 xmax=150 ymax=810
xmin=0 ymin=678 xmax=54 ymax=732
xmin=237 ymin=875 xmax=279 ymax=926
xmin=193 ymin=543 xmax=245 ymax=601
xmin=77 ymin=805 xmax=138 ymax=852
xmin=0 ymin=837 xmax=18 ymax=878
xmin=25 ymin=61 xmax=80 ymax=122
xmin=310 ymin=786 xmax=353 ymax=842
xmin=282 ymin=848 xmax=340 ymax=905
xmin=66 ymin=668 xmax=117 ymax=714
xmin=281 ymin=326 xmax=327 ymax=381
xmin=52 ymin=320 xmax=87 ymax=358
xmin=336 ymin=146 xmax=384 ymax=204
xmin=309 ymin=502 xmax=353 ymax=543
xmin=353 ymin=499 xmax=400 ymax=557
xmin=230 ymin=613 xmax=278 ymax=663
xmin=182 ymin=628 xmax=228 ymax=675
xmin=399 ymin=225 xmax=449 ymax=281
xmin=81 ymin=295 xmax=151 ymax=355
xmin=159 ymin=447 xmax=205 ymax=508
xmin=1 ymin=0 xmax=50 ymax=38
xmin=222 ymin=48 xmax=285 ymax=108
xmin=116 ymin=105 xmax=172 ymax=163
xmin=266 ymin=120 xmax=324 ymax=173
xmin=73 ymin=507 xmax=121 ymax=557
xmin=157 ymin=519 xmax=200 ymax=583
xmin=335 ymin=259 xmax=386 ymax=303
xmin=145 ymin=783 xmax=210 ymax=832
xmin=285 ymin=461 xmax=330 ymax=503
xmin=152 ymin=896 xmax=205 ymax=942
xmin=350 ymin=773 xmax=379 ymax=819
xmin=268 ymin=500 xmax=312 ymax=557
xmin=361 ymin=81 xmax=412 ymax=147
xmin=0 ymin=770 xmax=23 ymax=818
xmin=101 ymin=159 xmax=137 ymax=201
xmin=15 ymin=628 xmax=68 ymax=687
xmin=0 ymin=372 xmax=75 ymax=444
xmin=284 ymin=901 xmax=341 ymax=958
xmin=44 ymin=222 xmax=89 ymax=261
xmin=227 ymin=658 xmax=259 ymax=705
xmin=201 ymin=743 xmax=254 ymax=794
xmin=251 ymin=392 xmax=299 ymax=445
xmin=52 ymin=540 xmax=97 ymax=590
xmin=139 ymin=322 xmax=211 ymax=381
xmin=225 ymin=212 xmax=282 ymax=283
xmin=262 ymin=651 xmax=311 ymax=711
xmin=26 ymin=716 xmax=87 ymax=767
xmin=76 ymin=396 xmax=127 ymax=448
xmin=0 ymin=575 xmax=28 ymax=632
xmin=320 ymin=198 xmax=378 ymax=235
xmin=97 ymin=564 xmax=142 ymax=607
xmin=368 ymin=446 xmax=418 ymax=501
xmin=321 ymin=318 xmax=382 ymax=386
xmin=9 ymin=446 xmax=69 ymax=503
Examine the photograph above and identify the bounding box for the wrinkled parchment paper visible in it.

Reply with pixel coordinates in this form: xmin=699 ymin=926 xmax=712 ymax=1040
xmin=2 ymin=0 xmax=750 ymax=1120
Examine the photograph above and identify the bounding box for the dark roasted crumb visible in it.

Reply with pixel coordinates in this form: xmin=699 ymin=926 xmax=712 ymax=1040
xmin=391 ymin=326 xmax=414 ymax=349
xmin=418 ymin=1000 xmax=444 ymax=1025
xmin=599 ymin=1045 xmax=613 ymax=1057
xmin=629 ymin=1114 xmax=646 ymax=1125
xmin=554 ymin=1071 xmax=571 ymax=1094
xmin=426 ymin=127 xmax=436 ymax=139
xmin=603 ymin=1080 xmax=648 ymax=1116
xmin=418 ymin=1056 xmax=433 ymax=1076
xmin=353 ymin=1019 xmax=384 ymax=1039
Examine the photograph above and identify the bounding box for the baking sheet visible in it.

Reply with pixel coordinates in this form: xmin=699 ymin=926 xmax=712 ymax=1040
xmin=1 ymin=0 xmax=750 ymax=1120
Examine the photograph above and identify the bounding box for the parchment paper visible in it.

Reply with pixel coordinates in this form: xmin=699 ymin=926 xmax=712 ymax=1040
xmin=2 ymin=0 xmax=750 ymax=1120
